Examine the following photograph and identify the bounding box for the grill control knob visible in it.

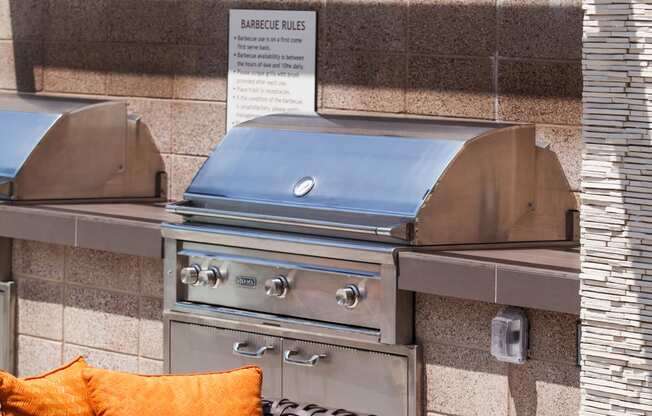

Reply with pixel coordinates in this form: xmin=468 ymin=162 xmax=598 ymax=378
xmin=198 ymin=267 xmax=223 ymax=288
xmin=336 ymin=284 xmax=361 ymax=309
xmin=180 ymin=265 xmax=201 ymax=285
xmin=265 ymin=276 xmax=289 ymax=298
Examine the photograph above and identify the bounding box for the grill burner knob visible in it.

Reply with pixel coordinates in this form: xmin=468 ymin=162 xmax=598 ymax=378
xmin=336 ymin=284 xmax=361 ymax=309
xmin=198 ymin=267 xmax=223 ymax=288
xmin=180 ymin=265 xmax=201 ymax=285
xmin=265 ymin=276 xmax=289 ymax=298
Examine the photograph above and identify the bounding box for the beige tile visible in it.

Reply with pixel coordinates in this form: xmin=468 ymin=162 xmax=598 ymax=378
xmin=16 ymin=276 xmax=63 ymax=340
xmin=46 ymin=0 xmax=109 ymax=42
xmin=171 ymin=101 xmax=226 ymax=156
xmin=497 ymin=60 xmax=581 ymax=125
xmin=64 ymin=286 xmax=139 ymax=354
xmin=139 ymin=357 xmax=164 ymax=374
xmin=175 ymin=46 xmax=227 ymax=102
xmin=508 ymin=360 xmax=580 ymax=416
xmin=107 ymin=0 xmax=189 ymax=44
xmin=416 ymin=294 xmax=502 ymax=351
xmin=170 ymin=155 xmax=207 ymax=202
xmin=407 ymin=55 xmax=494 ymax=119
xmin=17 ymin=335 xmax=62 ymax=377
xmin=0 ymin=0 xmax=10 ymax=40
xmin=0 ymin=0 xmax=44 ymax=40
xmin=180 ymin=0 xmax=233 ymax=46
xmin=108 ymin=43 xmax=175 ymax=98
xmin=322 ymin=0 xmax=406 ymax=52
xmin=127 ymin=99 xmax=173 ymax=154
xmin=321 ymin=51 xmax=405 ymax=113
xmin=535 ymin=126 xmax=583 ymax=192
xmin=64 ymin=344 xmax=138 ymax=372
xmin=424 ymin=343 xmax=509 ymax=416
xmin=140 ymin=257 xmax=164 ymax=298
xmin=0 ymin=41 xmax=42 ymax=92
xmin=64 ymin=247 xmax=140 ymax=293
xmin=12 ymin=240 xmax=65 ymax=281
xmin=527 ymin=309 xmax=578 ymax=365
xmin=409 ymin=0 xmax=496 ymax=56
xmin=139 ymin=297 xmax=163 ymax=360
xmin=44 ymin=41 xmax=108 ymax=95
xmin=498 ymin=0 xmax=582 ymax=60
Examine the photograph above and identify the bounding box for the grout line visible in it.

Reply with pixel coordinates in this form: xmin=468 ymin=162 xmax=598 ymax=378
xmin=494 ymin=0 xmax=500 ymax=122
xmin=16 ymin=332 xmax=63 ymax=345
xmin=494 ymin=52 xmax=500 ymax=122
xmin=417 ymin=339 xmax=579 ymax=367
xmin=494 ymin=265 xmax=498 ymax=303
xmin=73 ymin=217 xmax=78 ymax=247
xmin=62 ymin=341 xmax=141 ymax=359
xmin=64 ymin=279 xmax=163 ymax=299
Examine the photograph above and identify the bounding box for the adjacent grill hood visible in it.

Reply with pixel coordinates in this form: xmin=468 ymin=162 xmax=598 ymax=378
xmin=169 ymin=113 xmax=576 ymax=246
xmin=0 ymin=94 xmax=165 ymax=202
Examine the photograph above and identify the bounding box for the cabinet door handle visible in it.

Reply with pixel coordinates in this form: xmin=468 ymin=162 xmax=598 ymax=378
xmin=283 ymin=349 xmax=327 ymax=367
xmin=232 ymin=342 xmax=274 ymax=358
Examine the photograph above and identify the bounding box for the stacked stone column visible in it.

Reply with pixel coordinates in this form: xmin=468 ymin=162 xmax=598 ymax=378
xmin=581 ymin=0 xmax=652 ymax=414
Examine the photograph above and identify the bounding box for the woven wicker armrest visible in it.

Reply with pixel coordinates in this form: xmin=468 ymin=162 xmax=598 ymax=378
xmin=262 ymin=398 xmax=377 ymax=416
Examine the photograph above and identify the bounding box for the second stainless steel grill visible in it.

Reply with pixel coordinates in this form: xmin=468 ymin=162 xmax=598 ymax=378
xmin=163 ymin=113 xmax=577 ymax=416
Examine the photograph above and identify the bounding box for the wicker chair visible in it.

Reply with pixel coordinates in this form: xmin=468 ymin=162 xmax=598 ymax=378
xmin=262 ymin=398 xmax=377 ymax=416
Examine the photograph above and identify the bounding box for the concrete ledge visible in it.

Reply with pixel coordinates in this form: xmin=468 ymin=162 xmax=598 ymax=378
xmin=0 ymin=203 xmax=180 ymax=258
xmin=399 ymin=248 xmax=580 ymax=314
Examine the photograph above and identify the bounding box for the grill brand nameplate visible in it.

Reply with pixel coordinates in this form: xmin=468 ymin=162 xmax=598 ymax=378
xmin=236 ymin=276 xmax=258 ymax=288
xmin=293 ymin=176 xmax=315 ymax=197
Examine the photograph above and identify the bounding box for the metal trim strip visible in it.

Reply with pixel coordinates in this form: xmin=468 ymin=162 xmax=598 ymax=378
xmin=162 ymin=223 xmax=399 ymax=264
xmin=178 ymin=248 xmax=380 ymax=278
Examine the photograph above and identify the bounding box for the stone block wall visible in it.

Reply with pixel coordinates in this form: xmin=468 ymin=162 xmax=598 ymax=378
xmin=1 ymin=0 xmax=586 ymax=415
xmin=0 ymin=0 xmax=584 ymax=198
xmin=580 ymin=0 xmax=652 ymax=414
xmin=11 ymin=240 xmax=163 ymax=376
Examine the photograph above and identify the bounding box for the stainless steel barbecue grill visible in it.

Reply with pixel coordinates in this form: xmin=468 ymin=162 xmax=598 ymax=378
xmin=162 ymin=113 xmax=577 ymax=416
xmin=0 ymin=94 xmax=166 ymax=202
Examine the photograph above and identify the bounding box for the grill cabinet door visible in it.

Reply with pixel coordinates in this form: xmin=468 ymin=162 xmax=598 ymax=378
xmin=282 ymin=340 xmax=408 ymax=416
xmin=169 ymin=322 xmax=282 ymax=398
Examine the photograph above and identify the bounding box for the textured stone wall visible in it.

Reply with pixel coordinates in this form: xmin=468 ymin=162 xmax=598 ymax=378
xmin=580 ymin=0 xmax=652 ymax=414
xmin=417 ymin=295 xmax=580 ymax=415
xmin=0 ymin=0 xmax=584 ymax=199
xmin=1 ymin=0 xmax=585 ymax=414
xmin=11 ymin=240 xmax=163 ymax=376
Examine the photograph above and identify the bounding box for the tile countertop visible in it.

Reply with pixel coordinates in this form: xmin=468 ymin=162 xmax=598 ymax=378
xmin=0 ymin=203 xmax=580 ymax=314
xmin=0 ymin=202 xmax=181 ymax=258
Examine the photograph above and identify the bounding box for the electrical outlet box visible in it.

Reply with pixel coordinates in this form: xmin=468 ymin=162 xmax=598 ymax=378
xmin=491 ymin=306 xmax=528 ymax=364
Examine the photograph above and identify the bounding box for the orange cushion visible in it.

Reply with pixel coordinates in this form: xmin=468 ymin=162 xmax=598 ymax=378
xmin=0 ymin=356 xmax=94 ymax=416
xmin=83 ymin=365 xmax=262 ymax=416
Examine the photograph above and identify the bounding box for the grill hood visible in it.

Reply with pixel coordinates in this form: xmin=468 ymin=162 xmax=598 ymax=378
xmin=170 ymin=113 xmax=576 ymax=246
xmin=0 ymin=94 xmax=165 ymax=202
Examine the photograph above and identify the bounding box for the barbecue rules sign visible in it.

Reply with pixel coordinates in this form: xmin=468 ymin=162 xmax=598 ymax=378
xmin=227 ymin=9 xmax=317 ymax=130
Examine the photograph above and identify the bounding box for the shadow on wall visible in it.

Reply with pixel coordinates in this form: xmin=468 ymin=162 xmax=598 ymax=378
xmin=6 ymin=0 xmax=582 ymax=111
